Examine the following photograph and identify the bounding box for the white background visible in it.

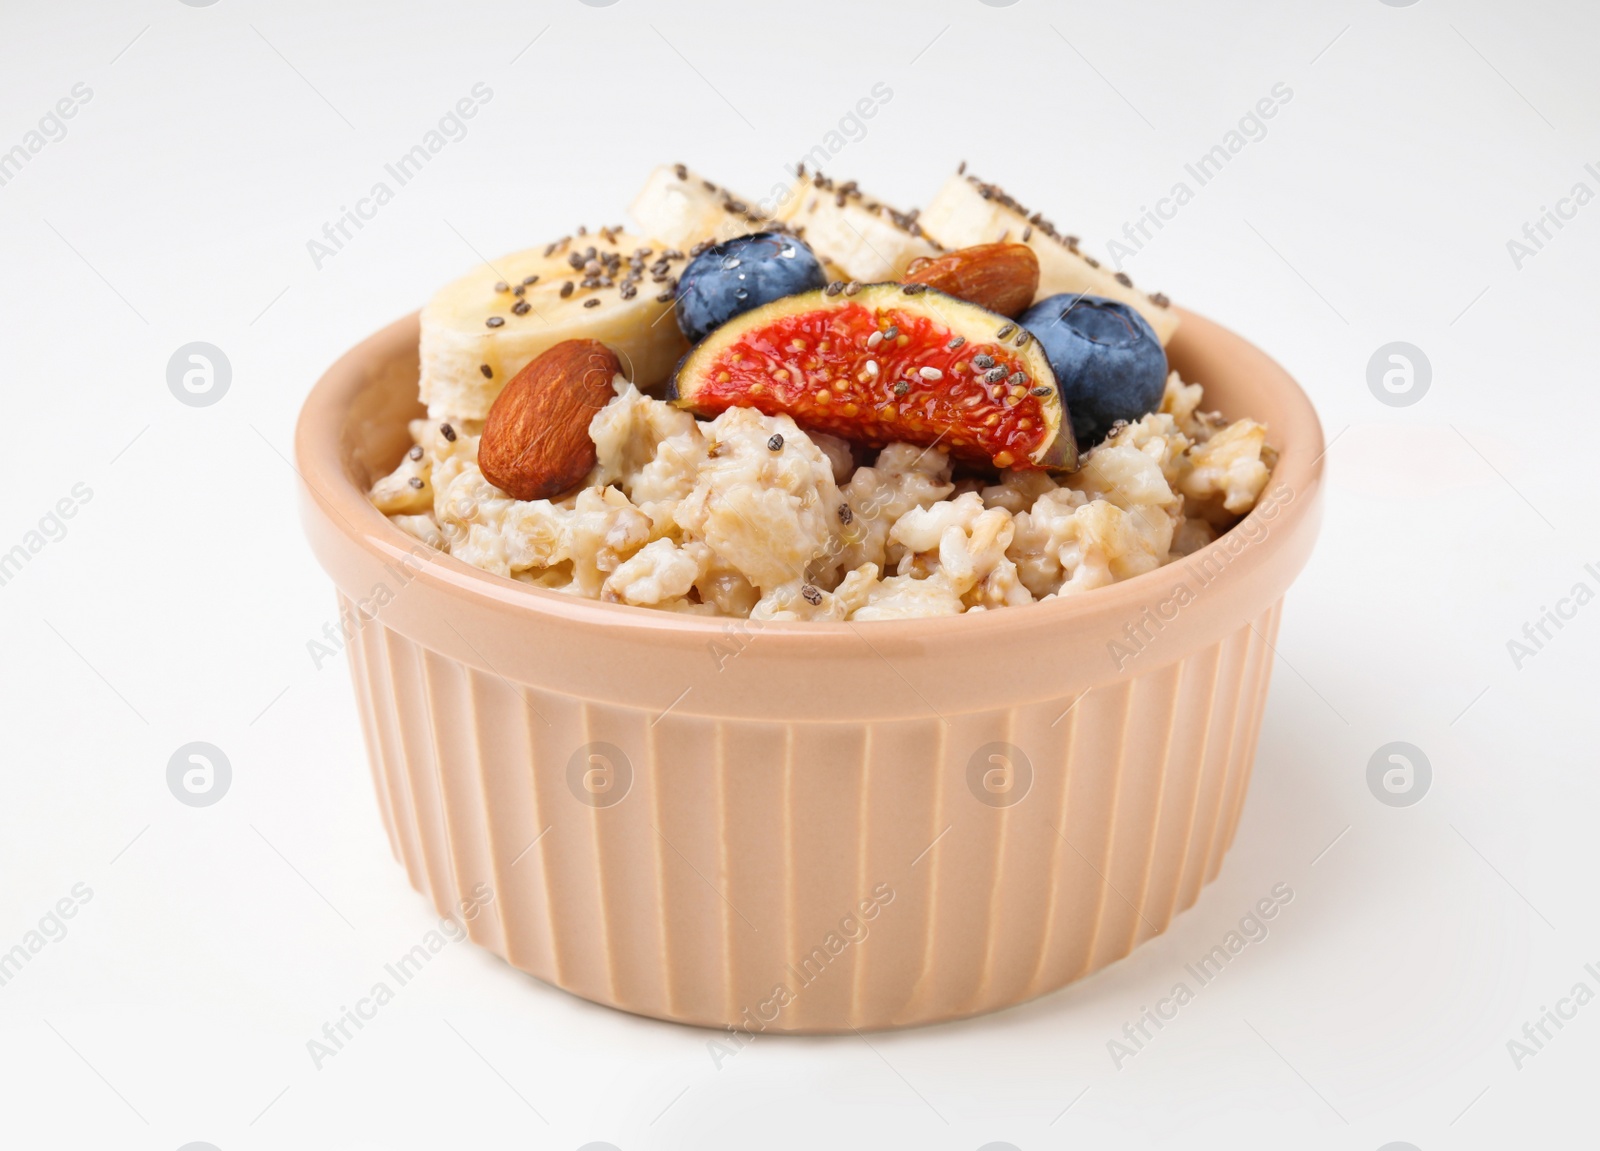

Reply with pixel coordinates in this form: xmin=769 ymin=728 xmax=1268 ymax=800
xmin=1 ymin=0 xmax=1596 ymax=1147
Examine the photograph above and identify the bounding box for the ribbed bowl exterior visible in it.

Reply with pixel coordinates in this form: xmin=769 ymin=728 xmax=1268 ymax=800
xmin=344 ymin=593 xmax=1282 ymax=1032
xmin=298 ymin=307 xmax=1323 ymax=1033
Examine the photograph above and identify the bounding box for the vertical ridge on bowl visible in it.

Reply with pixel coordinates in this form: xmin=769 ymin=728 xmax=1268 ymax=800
xmin=1141 ymin=643 xmax=1224 ymax=937
xmin=1022 ymin=687 xmax=1081 ymax=1001
xmin=712 ymin=720 xmax=734 ymax=1027
xmin=1059 ymin=678 xmax=1135 ymax=986
xmin=1182 ymin=617 xmax=1255 ymax=902
xmin=787 ymin=723 xmax=870 ymax=1030
xmin=470 ymin=672 xmax=547 ymax=979
xmin=847 ymin=722 xmax=875 ymax=1027
xmin=971 ymin=706 xmax=1021 ymax=1013
xmin=965 ymin=707 xmax=1021 ymax=1010
xmin=590 ymin=699 xmax=663 ymax=1015
xmin=646 ymin=717 xmax=723 ymax=1024
xmin=556 ymin=701 xmax=614 ymax=1008
xmin=440 ymin=658 xmax=509 ymax=955
xmin=778 ymin=723 xmax=797 ymax=1029
xmin=1123 ymin=659 xmax=1185 ymax=953
xmin=709 ymin=720 xmax=776 ymax=1025
xmin=946 ymin=707 xmax=1001 ymax=1024
xmin=855 ymin=718 xmax=942 ymax=1026
xmin=355 ymin=617 xmax=419 ymax=891
xmin=1093 ymin=666 xmax=1178 ymax=968
xmin=1154 ymin=641 xmax=1225 ymax=928
xmin=385 ymin=628 xmax=453 ymax=918
xmin=1222 ymin=603 xmax=1285 ymax=858
xmin=1205 ymin=603 xmax=1278 ymax=883
xmin=530 ymin=691 xmax=584 ymax=992
xmin=906 ymin=716 xmax=951 ymax=1025
xmin=343 ymin=594 xmax=403 ymax=866
xmin=519 ymin=688 xmax=564 ymax=985
xmin=463 ymin=666 xmax=516 ymax=958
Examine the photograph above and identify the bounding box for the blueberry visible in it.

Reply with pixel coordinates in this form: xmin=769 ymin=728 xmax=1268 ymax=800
xmin=1019 ymin=294 xmax=1168 ymax=449
xmin=675 ymin=232 xmax=827 ymax=342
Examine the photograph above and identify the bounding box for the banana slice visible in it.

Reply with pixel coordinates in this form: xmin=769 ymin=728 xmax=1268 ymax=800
xmin=918 ymin=171 xmax=1179 ymax=344
xmin=629 ymin=163 xmax=775 ymax=253
xmin=419 ymin=228 xmax=689 ymax=421
xmin=630 ymin=163 xmax=933 ymax=283
xmin=774 ymin=169 xmax=942 ymax=283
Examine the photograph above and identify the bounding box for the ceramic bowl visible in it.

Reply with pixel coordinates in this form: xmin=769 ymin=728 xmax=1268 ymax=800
xmin=295 ymin=307 xmax=1323 ymax=1032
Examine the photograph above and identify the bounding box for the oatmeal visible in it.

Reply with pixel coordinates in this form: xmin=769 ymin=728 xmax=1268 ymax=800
xmin=371 ymin=373 xmax=1272 ymax=620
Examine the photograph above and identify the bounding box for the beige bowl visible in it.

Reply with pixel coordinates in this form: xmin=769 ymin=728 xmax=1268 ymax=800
xmin=296 ymin=308 xmax=1323 ymax=1033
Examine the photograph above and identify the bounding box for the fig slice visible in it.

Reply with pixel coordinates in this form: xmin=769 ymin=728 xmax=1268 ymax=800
xmin=669 ymin=283 xmax=1077 ymax=471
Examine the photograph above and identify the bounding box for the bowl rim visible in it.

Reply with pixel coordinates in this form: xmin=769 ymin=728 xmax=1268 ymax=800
xmin=295 ymin=305 xmax=1324 ymax=647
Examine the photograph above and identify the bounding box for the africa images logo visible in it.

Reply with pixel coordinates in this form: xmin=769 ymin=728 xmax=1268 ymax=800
xmin=167 ymin=342 xmax=231 ymax=407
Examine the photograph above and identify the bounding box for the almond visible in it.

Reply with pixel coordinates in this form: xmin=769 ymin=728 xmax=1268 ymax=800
xmin=479 ymin=339 xmax=620 ymax=501
xmin=903 ymin=243 xmax=1040 ymax=318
